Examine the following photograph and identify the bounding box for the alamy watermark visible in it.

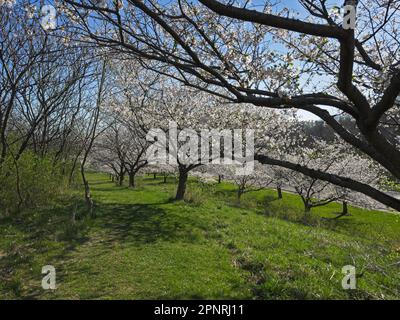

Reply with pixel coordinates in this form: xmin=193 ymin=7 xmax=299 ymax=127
xmin=342 ymin=265 xmax=357 ymax=290
xmin=145 ymin=121 xmax=255 ymax=175
xmin=41 ymin=265 xmax=56 ymax=290
xmin=40 ymin=4 xmax=57 ymax=30
xmin=0 ymin=1 xmax=57 ymax=30
xmin=343 ymin=3 xmax=357 ymax=30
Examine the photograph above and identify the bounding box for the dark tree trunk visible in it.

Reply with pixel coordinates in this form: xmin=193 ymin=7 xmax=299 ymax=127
xmin=277 ymin=186 xmax=283 ymax=199
xmin=118 ymin=167 xmax=125 ymax=186
xmin=218 ymin=175 xmax=222 ymax=184
xmin=303 ymin=199 xmax=312 ymax=213
xmin=82 ymin=168 xmax=95 ymax=218
xmin=68 ymin=154 xmax=80 ymax=186
xmin=334 ymin=201 xmax=350 ymax=219
xmin=78 ymin=59 xmax=106 ymax=219
xmin=163 ymin=174 xmax=167 ymax=183
xmin=175 ymin=169 xmax=188 ymax=200
xmin=129 ymin=170 xmax=135 ymax=188
xmin=342 ymin=201 xmax=348 ymax=215
xmin=237 ymin=190 xmax=243 ymax=203
xmin=154 ymin=173 xmax=157 ymax=179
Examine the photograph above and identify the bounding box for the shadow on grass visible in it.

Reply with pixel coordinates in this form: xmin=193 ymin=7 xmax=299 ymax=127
xmin=94 ymin=201 xmax=208 ymax=246
xmin=88 ymin=180 xmax=115 ymax=186
xmin=140 ymin=178 xmax=178 ymax=187
xmin=1 ymin=198 xmax=198 ymax=298
xmin=91 ymin=186 xmax=132 ymax=193
xmin=0 ymin=200 xmax=92 ymax=299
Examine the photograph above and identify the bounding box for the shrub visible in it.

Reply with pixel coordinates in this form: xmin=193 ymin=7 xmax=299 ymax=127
xmin=184 ymin=186 xmax=206 ymax=206
xmin=0 ymin=151 xmax=71 ymax=215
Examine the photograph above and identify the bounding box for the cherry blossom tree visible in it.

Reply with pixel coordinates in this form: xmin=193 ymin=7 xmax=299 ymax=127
xmin=142 ymin=85 xmax=217 ymax=200
xmin=122 ymin=125 xmax=148 ymax=188
xmin=279 ymin=138 xmax=382 ymax=214
xmin=100 ymin=64 xmax=152 ymax=189
xmin=63 ymin=0 xmax=400 ymax=211
xmin=261 ymin=165 xmax=292 ymax=199
xmin=224 ymin=162 xmax=271 ymax=203
xmin=153 ymin=164 xmax=177 ymax=184
xmin=331 ymin=150 xmax=383 ymax=215
xmin=93 ymin=123 xmax=128 ymax=186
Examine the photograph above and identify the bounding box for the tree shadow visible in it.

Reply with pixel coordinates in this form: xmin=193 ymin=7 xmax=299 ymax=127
xmin=91 ymin=186 xmax=131 ymax=192
xmin=89 ymin=180 xmax=114 ymax=186
xmin=95 ymin=202 xmax=207 ymax=246
xmin=0 ymin=201 xmax=92 ymax=299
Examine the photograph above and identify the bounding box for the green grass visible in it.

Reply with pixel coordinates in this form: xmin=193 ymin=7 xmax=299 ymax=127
xmin=1 ymin=173 xmax=400 ymax=300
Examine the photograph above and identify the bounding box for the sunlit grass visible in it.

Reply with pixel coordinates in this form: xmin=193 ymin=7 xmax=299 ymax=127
xmin=1 ymin=173 xmax=399 ymax=299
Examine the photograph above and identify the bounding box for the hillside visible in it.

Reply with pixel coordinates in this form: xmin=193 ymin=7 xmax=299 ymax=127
xmin=1 ymin=173 xmax=399 ymax=300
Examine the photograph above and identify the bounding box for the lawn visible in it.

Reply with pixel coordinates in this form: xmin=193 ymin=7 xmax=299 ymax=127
xmin=1 ymin=173 xmax=399 ymax=299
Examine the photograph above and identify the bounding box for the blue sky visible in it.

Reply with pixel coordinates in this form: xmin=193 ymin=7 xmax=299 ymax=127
xmin=246 ymin=1 xmax=326 ymax=121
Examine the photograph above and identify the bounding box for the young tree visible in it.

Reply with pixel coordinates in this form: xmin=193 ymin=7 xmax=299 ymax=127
xmin=93 ymin=123 xmax=128 ymax=186
xmin=224 ymin=162 xmax=270 ymax=203
xmin=262 ymin=165 xmax=292 ymax=200
xmin=331 ymin=151 xmax=382 ymax=216
xmin=79 ymin=60 xmax=107 ymax=217
xmin=98 ymin=106 xmax=149 ymax=190
xmin=123 ymin=124 xmax=148 ymax=189
xmin=283 ymin=144 xmax=345 ymax=213
xmin=282 ymin=139 xmax=382 ymax=214
xmin=149 ymin=164 xmax=177 ymax=183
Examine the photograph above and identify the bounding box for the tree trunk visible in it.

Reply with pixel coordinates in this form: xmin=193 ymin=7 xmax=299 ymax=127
xmin=68 ymin=154 xmax=80 ymax=186
xmin=163 ymin=174 xmax=167 ymax=183
xmin=118 ymin=167 xmax=124 ymax=186
xmin=277 ymin=186 xmax=283 ymax=199
xmin=78 ymin=59 xmax=106 ymax=219
xmin=237 ymin=190 xmax=243 ymax=203
xmin=304 ymin=200 xmax=312 ymax=213
xmin=153 ymin=173 xmax=157 ymax=179
xmin=342 ymin=201 xmax=348 ymax=215
xmin=175 ymin=169 xmax=188 ymax=200
xmin=334 ymin=201 xmax=349 ymax=219
xmin=218 ymin=175 xmax=222 ymax=184
xmin=129 ymin=170 xmax=135 ymax=189
xmin=81 ymin=167 xmax=95 ymax=218
xmin=84 ymin=182 xmax=94 ymax=217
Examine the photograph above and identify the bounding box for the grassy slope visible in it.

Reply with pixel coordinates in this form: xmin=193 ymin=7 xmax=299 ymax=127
xmin=1 ymin=173 xmax=400 ymax=300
